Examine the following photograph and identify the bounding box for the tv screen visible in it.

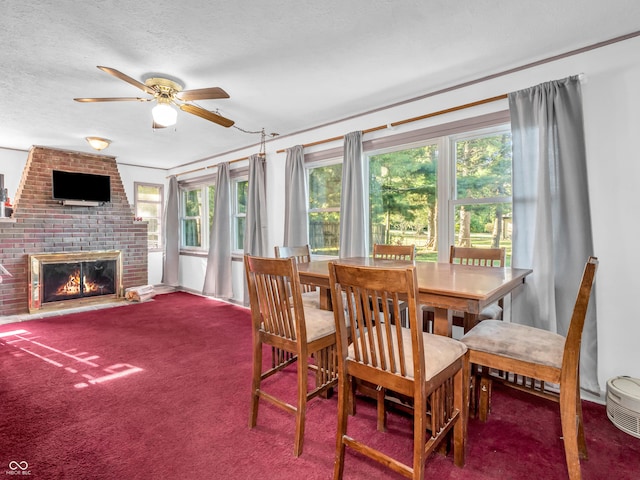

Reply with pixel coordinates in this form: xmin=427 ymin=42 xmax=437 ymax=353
xmin=52 ymin=170 xmax=111 ymax=203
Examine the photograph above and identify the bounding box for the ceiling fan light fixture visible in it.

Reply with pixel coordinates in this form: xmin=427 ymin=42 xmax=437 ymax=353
xmin=152 ymin=102 xmax=178 ymax=127
xmin=85 ymin=136 xmax=111 ymax=151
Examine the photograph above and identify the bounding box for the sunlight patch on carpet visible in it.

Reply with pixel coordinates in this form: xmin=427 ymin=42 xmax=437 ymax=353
xmin=0 ymin=329 xmax=143 ymax=389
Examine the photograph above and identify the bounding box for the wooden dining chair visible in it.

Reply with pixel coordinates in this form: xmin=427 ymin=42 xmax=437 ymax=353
xmin=244 ymin=255 xmax=338 ymax=457
xmin=275 ymin=244 xmax=321 ymax=309
xmin=328 ymin=261 xmax=468 ymax=479
xmin=423 ymin=245 xmax=506 ymax=334
xmin=460 ymin=256 xmax=598 ymax=480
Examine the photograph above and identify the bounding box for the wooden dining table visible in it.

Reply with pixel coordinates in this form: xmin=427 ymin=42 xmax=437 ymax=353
xmin=296 ymin=257 xmax=532 ymax=337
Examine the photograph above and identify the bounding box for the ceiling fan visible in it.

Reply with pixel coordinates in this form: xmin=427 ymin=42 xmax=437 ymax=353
xmin=74 ymin=66 xmax=234 ymax=128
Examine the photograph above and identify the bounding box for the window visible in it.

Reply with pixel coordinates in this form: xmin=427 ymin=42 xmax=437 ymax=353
xmin=451 ymin=130 xmax=512 ymax=262
xmin=180 ymin=184 xmax=215 ymax=250
xmin=366 ymin=124 xmax=512 ymax=262
xmin=134 ymin=182 xmax=163 ymax=251
xmin=233 ymin=179 xmax=248 ymax=252
xmin=307 ymin=162 xmax=342 ymax=256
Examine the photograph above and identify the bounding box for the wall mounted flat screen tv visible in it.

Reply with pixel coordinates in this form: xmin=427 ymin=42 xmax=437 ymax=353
xmin=52 ymin=170 xmax=111 ymax=203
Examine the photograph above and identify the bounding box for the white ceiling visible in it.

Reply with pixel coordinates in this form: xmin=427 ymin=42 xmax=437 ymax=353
xmin=1 ymin=1 xmax=639 ymax=170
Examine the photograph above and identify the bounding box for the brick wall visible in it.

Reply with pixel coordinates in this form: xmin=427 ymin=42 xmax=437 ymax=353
xmin=0 ymin=146 xmax=148 ymax=316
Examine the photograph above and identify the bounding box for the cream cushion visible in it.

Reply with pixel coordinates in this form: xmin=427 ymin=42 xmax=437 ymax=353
xmin=302 ymin=306 xmax=337 ymax=342
xmin=460 ymin=319 xmax=564 ymax=369
xmin=347 ymin=327 xmax=467 ymax=380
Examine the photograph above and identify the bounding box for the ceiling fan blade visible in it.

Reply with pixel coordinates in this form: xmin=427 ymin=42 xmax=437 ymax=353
xmin=177 ymin=87 xmax=230 ymax=101
xmin=179 ymin=104 xmax=235 ymax=128
xmin=97 ymin=66 xmax=157 ymax=95
xmin=74 ymin=97 xmax=149 ymax=102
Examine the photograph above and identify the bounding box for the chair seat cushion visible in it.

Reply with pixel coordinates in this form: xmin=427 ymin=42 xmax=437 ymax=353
xmin=347 ymin=327 xmax=467 ymax=381
xmin=300 ymin=290 xmax=320 ymax=309
xmin=301 ymin=306 xmax=336 ymax=342
xmin=460 ymin=319 xmax=564 ymax=369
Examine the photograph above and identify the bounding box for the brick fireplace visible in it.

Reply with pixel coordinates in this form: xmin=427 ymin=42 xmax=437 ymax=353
xmin=0 ymin=146 xmax=148 ymax=316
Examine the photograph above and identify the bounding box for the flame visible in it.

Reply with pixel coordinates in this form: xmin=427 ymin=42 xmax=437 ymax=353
xmin=55 ymin=270 xmax=101 ymax=296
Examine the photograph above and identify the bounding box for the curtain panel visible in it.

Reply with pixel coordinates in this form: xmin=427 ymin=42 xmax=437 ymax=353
xmin=283 ymin=145 xmax=308 ymax=247
xmin=202 ymin=162 xmax=233 ymax=299
xmin=161 ymin=175 xmax=179 ymax=286
xmin=509 ymin=75 xmax=599 ymax=394
xmin=339 ymin=131 xmax=368 ymax=258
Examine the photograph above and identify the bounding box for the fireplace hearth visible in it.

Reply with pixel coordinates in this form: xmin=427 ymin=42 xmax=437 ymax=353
xmin=28 ymin=251 xmax=123 ymax=313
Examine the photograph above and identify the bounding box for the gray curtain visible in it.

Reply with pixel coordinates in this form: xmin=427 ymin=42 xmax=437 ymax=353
xmin=202 ymin=162 xmax=233 ymax=299
xmin=339 ymin=131 xmax=368 ymax=258
xmin=244 ymin=154 xmax=268 ymax=257
xmin=283 ymin=145 xmax=308 ymax=247
xmin=243 ymin=154 xmax=268 ymax=304
xmin=161 ymin=175 xmax=179 ymax=286
xmin=509 ymin=75 xmax=598 ymax=394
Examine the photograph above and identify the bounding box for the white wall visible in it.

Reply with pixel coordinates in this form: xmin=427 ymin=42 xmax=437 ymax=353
xmin=169 ymin=35 xmax=640 ymax=397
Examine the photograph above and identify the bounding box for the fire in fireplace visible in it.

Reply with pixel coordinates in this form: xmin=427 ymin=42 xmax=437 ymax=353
xmin=28 ymin=251 xmax=123 ymax=313
xmin=42 ymin=260 xmax=117 ymax=303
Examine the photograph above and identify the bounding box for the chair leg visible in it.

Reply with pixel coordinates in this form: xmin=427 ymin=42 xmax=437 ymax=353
xmin=334 ymin=374 xmax=350 ymax=480
xmin=294 ymin=355 xmax=308 ymax=457
xmin=249 ymin=340 xmax=263 ymax=428
xmin=453 ymin=362 xmax=466 ymax=467
xmin=412 ymin=387 xmax=428 ymax=479
xmin=376 ymin=385 xmax=387 ymax=432
xmin=478 ymin=375 xmax=492 ymax=422
xmin=559 ymin=385 xmax=582 ymax=480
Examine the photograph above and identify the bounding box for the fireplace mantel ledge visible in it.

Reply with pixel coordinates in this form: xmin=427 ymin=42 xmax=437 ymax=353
xmin=0 ymin=217 xmax=16 ymax=223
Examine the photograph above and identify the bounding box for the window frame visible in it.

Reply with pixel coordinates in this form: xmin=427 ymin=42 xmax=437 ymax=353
xmin=363 ymin=120 xmax=512 ymax=262
xmin=232 ymin=176 xmax=248 ymax=255
xmin=179 ymin=179 xmax=216 ymax=252
xmin=134 ymin=181 xmax=164 ymax=252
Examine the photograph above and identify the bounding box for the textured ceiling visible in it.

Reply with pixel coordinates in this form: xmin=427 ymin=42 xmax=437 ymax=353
xmin=1 ymin=1 xmax=639 ymax=170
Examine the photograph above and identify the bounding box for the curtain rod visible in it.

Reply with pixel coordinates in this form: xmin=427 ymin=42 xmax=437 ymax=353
xmin=170 ymin=153 xmax=263 ymax=178
xmin=274 ymin=94 xmax=508 ymax=153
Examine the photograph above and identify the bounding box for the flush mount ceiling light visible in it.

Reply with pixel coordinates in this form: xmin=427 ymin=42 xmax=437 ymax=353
xmin=85 ymin=136 xmax=111 ymax=151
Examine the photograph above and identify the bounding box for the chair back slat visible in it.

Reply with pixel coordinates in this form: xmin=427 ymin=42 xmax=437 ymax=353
xmin=449 ymin=245 xmax=505 ymax=267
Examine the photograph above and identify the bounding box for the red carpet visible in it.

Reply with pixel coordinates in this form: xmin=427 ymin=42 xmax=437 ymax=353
xmin=0 ymin=291 xmax=638 ymax=479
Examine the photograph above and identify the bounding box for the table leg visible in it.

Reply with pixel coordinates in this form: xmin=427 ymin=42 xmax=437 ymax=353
xmin=318 ymin=287 xmax=333 ymax=311
xmin=433 ymin=307 xmax=453 ymax=337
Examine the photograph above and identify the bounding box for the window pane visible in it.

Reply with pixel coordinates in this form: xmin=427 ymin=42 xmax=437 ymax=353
xmin=455 ymin=133 xmax=512 ymax=199
xmin=137 ymin=185 xmax=161 ymax=202
xmin=236 ymin=217 xmax=245 ymax=250
xmin=453 ymin=202 xmax=512 ymax=265
xmin=184 ymin=189 xmax=202 ymax=217
xmin=309 ymin=164 xmax=342 ymax=210
xmin=208 ymin=185 xmax=215 ymax=231
xmin=369 ymin=145 xmax=438 ymax=262
xmin=308 ymin=163 xmax=342 ymax=255
xmin=236 ymin=181 xmax=248 ymax=214
xmin=309 ymin=212 xmax=340 ymax=256
xmin=183 ymin=219 xmax=201 ymax=247
xmin=138 ymin=203 xmax=160 ymax=218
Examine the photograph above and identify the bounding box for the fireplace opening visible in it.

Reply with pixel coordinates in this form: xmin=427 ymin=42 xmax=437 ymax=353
xmin=42 ymin=260 xmax=117 ymax=304
xmin=28 ymin=250 xmax=123 ymax=313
